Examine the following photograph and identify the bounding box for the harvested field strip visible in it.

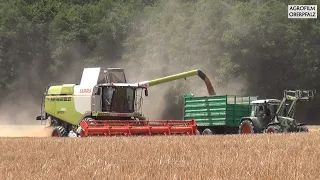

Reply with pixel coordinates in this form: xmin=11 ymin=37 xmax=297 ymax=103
xmin=0 ymin=132 xmax=320 ymax=180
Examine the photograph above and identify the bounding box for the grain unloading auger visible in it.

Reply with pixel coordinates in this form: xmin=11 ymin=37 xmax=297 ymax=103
xmin=36 ymin=67 xmax=215 ymax=137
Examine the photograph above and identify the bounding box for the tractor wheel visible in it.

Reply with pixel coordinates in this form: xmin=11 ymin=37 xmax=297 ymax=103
xmin=298 ymin=125 xmax=309 ymax=132
xmin=238 ymin=120 xmax=255 ymax=134
xmin=202 ymin=128 xmax=213 ymax=135
xmin=51 ymin=126 xmax=67 ymax=137
xmin=266 ymin=125 xmax=280 ymax=134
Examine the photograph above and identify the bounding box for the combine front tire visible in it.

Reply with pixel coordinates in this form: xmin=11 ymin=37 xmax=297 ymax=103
xmin=239 ymin=120 xmax=255 ymax=134
xmin=196 ymin=130 xmax=201 ymax=135
xmin=51 ymin=126 xmax=67 ymax=137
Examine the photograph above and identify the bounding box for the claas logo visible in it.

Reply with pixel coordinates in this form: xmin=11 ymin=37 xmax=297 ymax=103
xmin=80 ymin=88 xmax=92 ymax=93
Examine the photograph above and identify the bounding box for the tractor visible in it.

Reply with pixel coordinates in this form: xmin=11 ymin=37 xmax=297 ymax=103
xmin=36 ymin=67 xmax=216 ymax=137
xmin=238 ymin=90 xmax=316 ymax=134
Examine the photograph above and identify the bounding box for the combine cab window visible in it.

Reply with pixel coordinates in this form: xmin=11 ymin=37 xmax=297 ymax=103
xmin=126 ymin=88 xmax=134 ymax=112
xmin=101 ymin=86 xmax=135 ymax=113
xmin=110 ymin=87 xmax=135 ymax=113
xmin=102 ymin=87 xmax=114 ymax=111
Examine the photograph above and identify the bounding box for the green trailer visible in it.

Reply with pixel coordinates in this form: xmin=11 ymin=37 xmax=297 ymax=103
xmin=183 ymin=93 xmax=258 ymax=135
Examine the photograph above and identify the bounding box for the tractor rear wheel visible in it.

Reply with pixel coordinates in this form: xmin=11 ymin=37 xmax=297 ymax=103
xmin=239 ymin=120 xmax=255 ymax=134
xmin=266 ymin=125 xmax=280 ymax=133
xmin=51 ymin=126 xmax=67 ymax=137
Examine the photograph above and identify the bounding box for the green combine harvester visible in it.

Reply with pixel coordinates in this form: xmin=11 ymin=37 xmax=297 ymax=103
xmin=36 ymin=67 xmax=216 ymax=137
xmin=183 ymin=90 xmax=316 ymax=135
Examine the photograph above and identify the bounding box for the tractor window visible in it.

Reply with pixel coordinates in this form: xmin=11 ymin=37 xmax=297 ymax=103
xmin=251 ymin=105 xmax=261 ymax=117
xmin=268 ymin=104 xmax=278 ymax=115
xmin=250 ymin=106 xmax=256 ymax=116
xmin=256 ymin=105 xmax=265 ymax=117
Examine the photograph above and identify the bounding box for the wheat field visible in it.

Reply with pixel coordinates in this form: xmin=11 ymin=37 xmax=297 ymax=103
xmin=0 ymin=130 xmax=320 ymax=180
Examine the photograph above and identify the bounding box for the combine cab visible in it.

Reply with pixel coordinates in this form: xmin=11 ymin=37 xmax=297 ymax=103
xmin=36 ymin=67 xmax=215 ymax=137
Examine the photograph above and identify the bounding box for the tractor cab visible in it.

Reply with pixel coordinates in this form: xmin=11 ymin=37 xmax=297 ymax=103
xmin=239 ymin=90 xmax=316 ymax=134
xmin=250 ymin=99 xmax=282 ymax=125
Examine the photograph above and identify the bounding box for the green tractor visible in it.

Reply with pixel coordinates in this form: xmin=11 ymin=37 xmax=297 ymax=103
xmin=238 ymin=90 xmax=316 ymax=134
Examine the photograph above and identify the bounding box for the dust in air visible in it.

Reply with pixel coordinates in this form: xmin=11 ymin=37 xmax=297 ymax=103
xmin=0 ymin=125 xmax=53 ymax=137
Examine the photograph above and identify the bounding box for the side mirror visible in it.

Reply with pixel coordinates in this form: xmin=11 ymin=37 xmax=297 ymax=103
xmin=145 ymin=89 xmax=148 ymax=96
xmin=36 ymin=116 xmax=42 ymax=120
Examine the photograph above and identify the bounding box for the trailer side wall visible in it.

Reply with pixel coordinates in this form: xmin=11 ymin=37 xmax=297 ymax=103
xmin=183 ymin=94 xmax=257 ymax=128
xmin=184 ymin=95 xmax=227 ymax=126
xmin=225 ymin=96 xmax=257 ymax=127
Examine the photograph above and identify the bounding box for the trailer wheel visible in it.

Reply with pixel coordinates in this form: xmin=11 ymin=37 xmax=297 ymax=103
xmin=239 ymin=120 xmax=255 ymax=134
xmin=202 ymin=128 xmax=213 ymax=135
xmin=51 ymin=126 xmax=67 ymax=137
xmin=266 ymin=125 xmax=280 ymax=133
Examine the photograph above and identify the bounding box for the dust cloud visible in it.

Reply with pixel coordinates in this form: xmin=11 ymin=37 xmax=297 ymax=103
xmin=0 ymin=62 xmax=53 ymax=136
xmin=0 ymin=40 xmax=93 ymax=135
xmin=121 ymin=0 xmax=248 ymax=120
xmin=0 ymin=125 xmax=53 ymax=137
xmin=0 ymin=79 xmax=52 ymax=137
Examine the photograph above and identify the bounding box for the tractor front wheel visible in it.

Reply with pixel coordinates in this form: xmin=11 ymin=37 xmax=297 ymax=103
xmin=266 ymin=125 xmax=280 ymax=133
xmin=239 ymin=120 xmax=255 ymax=134
xmin=51 ymin=126 xmax=67 ymax=137
xmin=297 ymin=125 xmax=309 ymax=132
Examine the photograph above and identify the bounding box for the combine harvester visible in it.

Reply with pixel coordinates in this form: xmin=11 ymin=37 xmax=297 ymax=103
xmin=36 ymin=67 xmax=216 ymax=137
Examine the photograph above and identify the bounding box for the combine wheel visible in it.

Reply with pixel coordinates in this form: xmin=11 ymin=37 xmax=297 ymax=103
xmin=51 ymin=126 xmax=68 ymax=137
xmin=265 ymin=125 xmax=280 ymax=134
xmin=202 ymin=128 xmax=213 ymax=135
xmin=196 ymin=130 xmax=201 ymax=135
xmin=239 ymin=120 xmax=255 ymax=134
